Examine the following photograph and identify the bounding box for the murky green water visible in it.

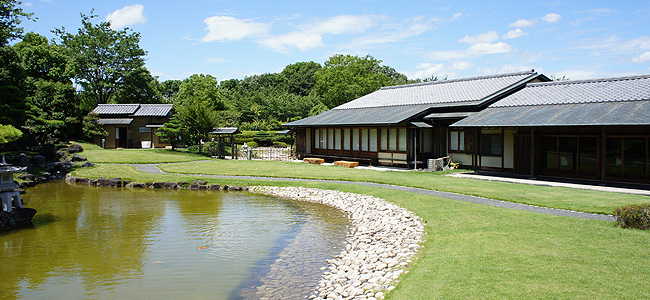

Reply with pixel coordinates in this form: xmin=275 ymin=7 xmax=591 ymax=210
xmin=0 ymin=181 xmax=349 ymax=300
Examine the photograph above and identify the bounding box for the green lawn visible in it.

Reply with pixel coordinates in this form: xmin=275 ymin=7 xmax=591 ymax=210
xmin=70 ymin=163 xmax=650 ymax=299
xmin=71 ymin=141 xmax=210 ymax=164
xmin=157 ymin=159 xmax=649 ymax=215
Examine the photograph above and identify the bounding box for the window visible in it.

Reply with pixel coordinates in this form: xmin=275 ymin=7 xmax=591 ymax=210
xmin=389 ymin=128 xmax=397 ymax=151
xmin=314 ymin=129 xmax=320 ymax=149
xmin=380 ymin=128 xmax=388 ymax=151
xmin=343 ymin=129 xmax=350 ymax=150
xmin=139 ymin=127 xmax=152 ymax=133
xmin=361 ymin=128 xmax=368 ymax=151
xmin=481 ymin=134 xmax=503 ymax=156
xmin=398 ymin=128 xmax=407 ymax=151
xmin=320 ymin=129 xmax=327 ymax=149
xmin=334 ymin=129 xmax=341 ymax=150
xmin=449 ymin=130 xmax=465 ymax=152
xmin=369 ymin=129 xmax=378 ymax=152
xmin=328 ymin=128 xmax=334 ymax=149
xmin=352 ymin=129 xmax=359 ymax=151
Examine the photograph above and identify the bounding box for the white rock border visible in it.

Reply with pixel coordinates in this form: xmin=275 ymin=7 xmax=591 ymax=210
xmin=250 ymin=186 xmax=425 ymax=300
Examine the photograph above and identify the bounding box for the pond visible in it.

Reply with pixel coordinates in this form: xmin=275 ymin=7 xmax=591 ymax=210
xmin=0 ymin=181 xmax=349 ymax=299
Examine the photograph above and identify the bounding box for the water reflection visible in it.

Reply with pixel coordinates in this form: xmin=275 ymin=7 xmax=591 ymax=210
xmin=0 ymin=181 xmax=349 ymax=299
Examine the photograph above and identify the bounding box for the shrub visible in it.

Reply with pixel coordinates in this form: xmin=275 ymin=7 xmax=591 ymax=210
xmin=273 ymin=141 xmax=288 ymax=148
xmin=253 ymin=131 xmax=274 ymax=147
xmin=613 ymin=204 xmax=650 ymax=230
xmin=275 ymin=134 xmax=294 ymax=145
xmin=245 ymin=141 xmax=258 ymax=148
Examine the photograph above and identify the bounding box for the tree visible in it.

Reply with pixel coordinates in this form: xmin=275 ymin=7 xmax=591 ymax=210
xmin=14 ymin=32 xmax=73 ymax=83
xmin=314 ymin=54 xmax=392 ymax=108
xmin=24 ymin=80 xmax=77 ymax=142
xmin=159 ymin=79 xmax=181 ymax=103
xmin=81 ymin=112 xmax=107 ymax=139
xmin=173 ymin=74 xmax=222 ymax=146
xmin=155 ymin=115 xmax=183 ymax=149
xmin=54 ymin=13 xmax=147 ymax=105
xmin=281 ymin=61 xmax=321 ymax=96
xmin=113 ymin=67 xmax=161 ymax=104
xmin=0 ymin=124 xmax=22 ymax=144
xmin=0 ymin=0 xmax=34 ymax=47
xmin=0 ymin=46 xmax=26 ymax=127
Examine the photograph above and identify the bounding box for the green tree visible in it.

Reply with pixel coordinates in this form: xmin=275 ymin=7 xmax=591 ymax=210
xmin=173 ymin=74 xmax=222 ymax=147
xmin=159 ymin=79 xmax=181 ymax=103
xmin=113 ymin=67 xmax=161 ymax=104
xmin=24 ymin=80 xmax=77 ymax=142
xmin=155 ymin=115 xmax=183 ymax=149
xmin=314 ymin=54 xmax=392 ymax=108
xmin=0 ymin=124 xmax=22 ymax=144
xmin=81 ymin=111 xmax=107 ymax=139
xmin=281 ymin=61 xmax=321 ymax=96
xmin=0 ymin=0 xmax=34 ymax=47
xmin=54 ymin=12 xmax=147 ymax=105
xmin=0 ymin=46 xmax=26 ymax=127
xmin=14 ymin=32 xmax=73 ymax=83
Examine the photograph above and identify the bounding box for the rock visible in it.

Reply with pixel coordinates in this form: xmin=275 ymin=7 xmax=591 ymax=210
xmin=209 ymin=184 xmax=221 ymax=190
xmin=303 ymin=158 xmax=325 ymax=164
xmin=39 ymin=143 xmax=58 ymax=162
xmin=177 ymin=181 xmax=190 ymax=187
xmin=82 ymin=161 xmax=95 ymax=168
xmin=67 ymin=144 xmax=83 ymax=154
xmin=20 ymin=180 xmax=36 ymax=188
xmin=192 ymin=180 xmax=207 ymax=185
xmin=333 ymin=161 xmax=359 ymax=168
xmin=71 ymin=154 xmax=87 ymax=162
xmin=17 ymin=174 xmax=35 ymax=181
xmin=163 ymin=182 xmax=178 ymax=189
xmin=123 ymin=180 xmax=131 ymax=186
xmin=89 ymin=179 xmax=99 ymax=186
xmin=75 ymin=177 xmax=90 ymax=184
xmin=11 ymin=154 xmax=32 ymax=173
xmin=98 ymin=178 xmax=122 ymax=187
xmin=127 ymin=182 xmax=146 ymax=188
xmin=31 ymin=155 xmax=47 ymax=168
xmin=145 ymin=182 xmax=154 ymax=187
xmin=228 ymin=186 xmax=243 ymax=191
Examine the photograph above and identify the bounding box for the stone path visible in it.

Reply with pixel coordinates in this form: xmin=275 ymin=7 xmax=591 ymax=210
xmin=128 ymin=163 xmax=616 ymax=222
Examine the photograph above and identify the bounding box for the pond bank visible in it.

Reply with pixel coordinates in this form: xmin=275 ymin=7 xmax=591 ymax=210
xmin=252 ymin=186 xmax=425 ymax=300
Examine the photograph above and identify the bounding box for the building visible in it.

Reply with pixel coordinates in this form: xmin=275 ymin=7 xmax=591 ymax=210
xmin=451 ymin=74 xmax=650 ymax=185
xmin=92 ymin=103 xmax=174 ymax=149
xmin=283 ymin=70 xmax=549 ymax=167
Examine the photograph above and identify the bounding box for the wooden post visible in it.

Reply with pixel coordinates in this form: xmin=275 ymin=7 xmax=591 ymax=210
xmin=530 ymin=129 xmax=536 ymax=179
xmin=601 ymin=129 xmax=607 ymax=185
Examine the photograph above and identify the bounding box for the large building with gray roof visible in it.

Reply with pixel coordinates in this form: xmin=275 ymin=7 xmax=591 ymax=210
xmin=451 ymin=74 xmax=650 ymax=185
xmin=283 ymin=70 xmax=549 ymax=167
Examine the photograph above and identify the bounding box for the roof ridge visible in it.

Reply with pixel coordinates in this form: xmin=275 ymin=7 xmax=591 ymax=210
xmin=495 ymin=98 xmax=650 ymax=108
xmin=527 ymin=73 xmax=650 ymax=87
xmin=380 ymin=70 xmax=536 ymax=90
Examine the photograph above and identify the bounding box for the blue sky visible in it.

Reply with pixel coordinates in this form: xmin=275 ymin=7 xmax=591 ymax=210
xmin=18 ymin=0 xmax=650 ymax=82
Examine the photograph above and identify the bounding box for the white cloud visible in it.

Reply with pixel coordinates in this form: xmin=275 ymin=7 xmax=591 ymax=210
xmin=452 ymin=60 xmax=474 ymax=70
xmin=306 ymin=15 xmax=376 ymax=35
xmin=105 ymin=4 xmax=147 ymax=30
xmin=205 ymin=57 xmax=228 ymax=64
xmin=509 ymin=19 xmax=536 ymax=27
xmin=452 ymin=12 xmax=462 ymax=21
xmin=412 ymin=63 xmax=445 ymax=79
xmin=632 ymin=51 xmax=650 ymax=63
xmin=343 ymin=17 xmax=435 ymax=49
xmin=466 ymin=42 xmax=514 ymax=55
xmin=427 ymin=50 xmax=468 ymax=61
xmin=542 ymin=13 xmax=562 ymax=23
xmin=503 ymin=28 xmax=528 ymax=39
xmin=257 ymin=31 xmax=323 ymax=52
xmin=200 ymin=16 xmax=269 ymax=42
xmin=459 ymin=31 xmax=499 ymax=44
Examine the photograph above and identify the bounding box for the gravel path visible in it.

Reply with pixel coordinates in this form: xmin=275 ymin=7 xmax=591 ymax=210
xmin=128 ymin=163 xmax=615 ymax=222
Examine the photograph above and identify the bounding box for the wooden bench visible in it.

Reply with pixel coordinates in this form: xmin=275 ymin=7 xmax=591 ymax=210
xmin=333 ymin=161 xmax=359 ymax=168
xmin=306 ymin=154 xmax=372 ymax=166
xmin=303 ymin=158 xmax=325 ymax=165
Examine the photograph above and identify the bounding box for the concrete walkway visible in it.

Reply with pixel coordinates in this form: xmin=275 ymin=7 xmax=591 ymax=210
xmin=128 ymin=164 xmax=616 ymax=222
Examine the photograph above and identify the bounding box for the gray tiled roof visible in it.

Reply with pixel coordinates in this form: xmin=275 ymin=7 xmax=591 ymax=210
xmin=210 ymin=127 xmax=242 ymax=135
xmin=334 ymin=70 xmax=539 ymax=110
xmin=284 ymin=104 xmax=434 ymax=127
xmin=453 ymin=74 xmax=650 ymax=127
xmin=98 ymin=118 xmax=134 ymax=125
xmin=133 ymin=104 xmax=173 ymax=116
xmin=490 ymin=74 xmax=650 ymax=107
xmin=93 ymin=104 xmax=140 ymax=115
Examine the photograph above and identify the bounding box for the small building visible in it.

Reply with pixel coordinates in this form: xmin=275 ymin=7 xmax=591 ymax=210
xmin=451 ymin=74 xmax=650 ymax=185
xmin=283 ymin=70 xmax=549 ymax=167
xmin=92 ymin=104 xmax=174 ymax=149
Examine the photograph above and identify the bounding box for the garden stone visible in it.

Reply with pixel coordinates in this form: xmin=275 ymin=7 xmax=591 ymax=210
xmin=67 ymin=144 xmax=83 ymax=154
xmin=192 ymin=180 xmax=207 ymax=185
xmin=71 ymin=154 xmax=87 ymax=162
xmin=31 ymin=155 xmax=47 ymax=168
xmin=39 ymin=144 xmax=58 ymax=162
xmin=17 ymin=174 xmax=35 ymax=181
xmin=82 ymin=161 xmax=95 ymax=168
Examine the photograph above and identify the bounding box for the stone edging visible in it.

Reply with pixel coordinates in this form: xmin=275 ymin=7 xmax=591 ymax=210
xmin=250 ymin=186 xmax=425 ymax=300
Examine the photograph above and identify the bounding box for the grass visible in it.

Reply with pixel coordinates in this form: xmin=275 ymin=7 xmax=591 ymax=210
xmin=70 ymin=163 xmax=650 ymax=299
xmin=157 ymin=159 xmax=650 ymax=215
xmin=70 ymin=141 xmax=210 ymax=164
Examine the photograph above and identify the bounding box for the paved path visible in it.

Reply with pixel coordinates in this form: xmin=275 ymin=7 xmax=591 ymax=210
xmin=128 ymin=164 xmax=616 ymax=222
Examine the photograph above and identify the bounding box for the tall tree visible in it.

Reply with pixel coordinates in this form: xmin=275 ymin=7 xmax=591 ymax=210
xmin=113 ymin=67 xmax=161 ymax=104
xmin=54 ymin=13 xmax=147 ymax=105
xmin=314 ymin=54 xmax=392 ymax=109
xmin=14 ymin=32 xmax=73 ymax=83
xmin=281 ymin=61 xmax=321 ymax=97
xmin=173 ymin=74 xmax=222 ymax=146
xmin=0 ymin=0 xmax=33 ymax=47
xmin=0 ymin=46 xmax=26 ymax=127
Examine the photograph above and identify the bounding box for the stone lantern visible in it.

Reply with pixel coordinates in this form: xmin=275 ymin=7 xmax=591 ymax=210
xmin=0 ymin=156 xmax=27 ymax=212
